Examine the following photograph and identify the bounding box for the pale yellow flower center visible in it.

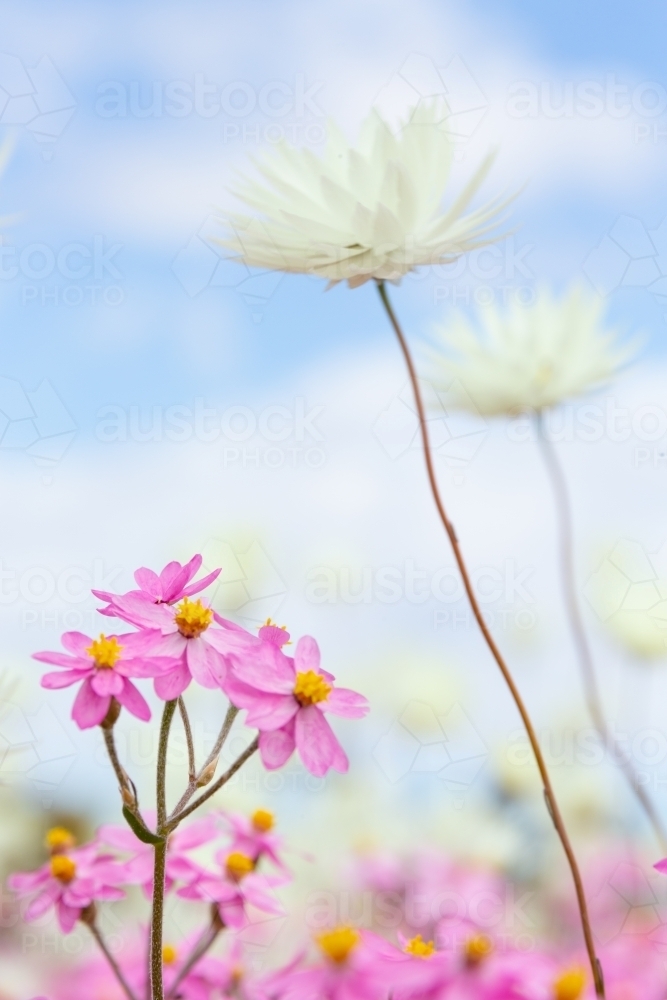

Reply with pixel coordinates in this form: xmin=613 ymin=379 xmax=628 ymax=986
xmin=316 ymin=926 xmax=360 ymax=964
xmin=86 ymin=635 xmax=123 ymax=669
xmin=293 ymin=670 xmax=331 ymax=706
xmin=464 ymin=934 xmax=493 ymax=965
xmin=162 ymin=944 xmax=177 ymax=965
xmin=553 ymin=967 xmax=586 ymax=1000
xmin=50 ymin=855 xmax=76 ymax=883
xmin=252 ymin=808 xmax=274 ymax=832
xmin=174 ymin=597 xmax=213 ymax=638
xmin=404 ymin=934 xmax=435 ymax=958
xmin=45 ymin=826 xmax=76 ymax=853
xmin=226 ymin=851 xmax=255 ymax=881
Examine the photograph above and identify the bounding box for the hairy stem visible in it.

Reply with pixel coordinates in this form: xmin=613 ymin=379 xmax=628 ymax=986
xmin=536 ymin=411 xmax=667 ymax=849
xmin=169 ymin=704 xmax=239 ymax=822
xmin=102 ymin=724 xmax=131 ymax=792
xmin=167 ymin=736 xmax=258 ymax=830
xmin=166 ymin=909 xmax=223 ymax=999
xmin=150 ymin=699 xmax=177 ymax=1000
xmin=88 ymin=919 xmax=139 ymax=1000
xmin=178 ymin=697 xmax=196 ymax=782
xmin=376 ymin=279 xmax=605 ymax=998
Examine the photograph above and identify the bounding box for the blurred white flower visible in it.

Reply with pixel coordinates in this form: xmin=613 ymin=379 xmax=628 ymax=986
xmin=426 ymin=286 xmax=634 ymax=415
xmin=216 ymin=102 xmax=509 ymax=287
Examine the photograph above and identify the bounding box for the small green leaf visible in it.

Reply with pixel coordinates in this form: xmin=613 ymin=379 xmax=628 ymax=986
xmin=122 ymin=806 xmax=165 ymax=845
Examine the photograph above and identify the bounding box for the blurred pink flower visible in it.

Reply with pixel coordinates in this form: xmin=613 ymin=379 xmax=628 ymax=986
xmin=8 ymin=843 xmax=124 ymax=934
xmin=177 ymin=848 xmax=286 ymax=928
xmin=35 ymin=630 xmax=175 ymax=728
xmin=221 ymin=807 xmax=287 ymax=870
xmin=98 ymin=813 xmax=219 ymax=896
xmin=226 ymin=634 xmax=368 ymax=777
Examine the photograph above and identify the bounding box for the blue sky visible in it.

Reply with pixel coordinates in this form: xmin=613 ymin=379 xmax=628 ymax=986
xmin=0 ymin=0 xmax=666 ymax=430
xmin=2 ymin=1 xmax=667 ymax=836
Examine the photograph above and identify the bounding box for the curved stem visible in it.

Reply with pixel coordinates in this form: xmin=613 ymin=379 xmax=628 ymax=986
xmin=536 ymin=411 xmax=667 ymax=849
xmin=376 ymin=280 xmax=605 ymax=998
xmin=150 ymin=699 xmax=177 ymax=1000
xmin=178 ymin=697 xmax=196 ymax=782
xmin=88 ymin=919 xmax=139 ymax=1000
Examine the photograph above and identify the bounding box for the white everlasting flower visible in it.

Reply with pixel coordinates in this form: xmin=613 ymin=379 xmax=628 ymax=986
xmin=215 ymin=102 xmax=510 ymax=288
xmin=425 ymin=286 xmax=634 ymax=415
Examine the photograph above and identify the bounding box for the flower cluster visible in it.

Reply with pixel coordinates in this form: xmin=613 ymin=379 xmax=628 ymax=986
xmin=35 ymin=553 xmax=368 ymax=777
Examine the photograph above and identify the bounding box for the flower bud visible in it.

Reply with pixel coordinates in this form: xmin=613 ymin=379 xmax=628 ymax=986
xmin=197 ymin=758 xmax=218 ymax=787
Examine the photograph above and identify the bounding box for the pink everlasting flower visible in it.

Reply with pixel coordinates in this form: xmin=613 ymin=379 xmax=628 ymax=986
xmin=9 ymin=838 xmax=124 ymax=934
xmin=34 ymin=630 xmax=176 ymax=729
xmin=177 ymin=847 xmax=286 ymax=929
xmin=93 ymin=553 xmax=220 ymax=615
xmin=226 ymin=635 xmax=369 ymax=777
xmin=96 ymin=590 xmax=261 ymax=699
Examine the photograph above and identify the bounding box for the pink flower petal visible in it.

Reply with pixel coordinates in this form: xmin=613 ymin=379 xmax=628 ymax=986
xmin=294 ymin=635 xmax=321 ymax=673
xmin=186 ymin=638 xmax=224 ymax=689
xmin=182 ymin=566 xmax=221 ymax=598
xmin=245 ymin=693 xmax=298 ymax=731
xmin=134 ymin=566 xmax=162 ymax=599
xmin=173 ymin=815 xmax=219 ymax=850
xmin=61 ymin=631 xmax=94 ymax=656
xmin=41 ymin=668 xmax=91 ymax=689
xmin=154 ymin=663 xmax=191 ymax=700
xmin=116 ymin=678 xmax=151 ymax=721
xmin=56 ymin=899 xmax=81 ymax=933
xmin=91 ymin=669 xmax=124 ymax=697
xmin=72 ymin=678 xmax=110 ymax=729
xmin=259 ymin=727 xmax=296 ymax=770
xmin=33 ymin=651 xmax=85 ymax=668
xmin=117 ymin=654 xmax=181 ymax=679
xmin=294 ymin=706 xmax=348 ymax=777
xmin=112 ymin=593 xmax=175 ymax=630
xmin=228 ymin=644 xmax=295 ymax=695
xmin=322 ymin=687 xmax=369 ymax=719
xmin=25 ymin=882 xmax=61 ymax=921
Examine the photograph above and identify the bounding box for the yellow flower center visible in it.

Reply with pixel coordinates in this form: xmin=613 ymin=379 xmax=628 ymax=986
xmin=553 ymin=967 xmax=586 ymax=1000
xmin=316 ymin=926 xmax=361 ymax=964
xmin=86 ymin=635 xmax=123 ymax=669
xmin=45 ymin=826 xmax=76 ymax=853
xmin=226 ymin=852 xmax=255 ymax=881
xmin=404 ymin=934 xmax=435 ymax=958
xmin=174 ymin=597 xmax=213 ymax=638
xmin=464 ymin=934 xmax=493 ymax=966
xmin=293 ymin=670 xmax=332 ymax=706
xmin=252 ymin=808 xmax=274 ymax=833
xmin=162 ymin=944 xmax=177 ymax=965
xmin=50 ymin=855 xmax=76 ymax=883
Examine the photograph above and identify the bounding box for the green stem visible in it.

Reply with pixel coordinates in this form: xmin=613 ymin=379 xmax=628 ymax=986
xmin=150 ymin=699 xmax=177 ymax=1000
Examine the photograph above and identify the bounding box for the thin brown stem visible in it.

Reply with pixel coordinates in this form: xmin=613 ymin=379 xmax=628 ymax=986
xmin=150 ymin=699 xmax=177 ymax=1000
xmin=166 ymin=909 xmax=223 ymax=999
xmin=178 ymin=696 xmax=197 ymax=782
xmin=88 ymin=919 xmax=139 ymax=1000
xmin=376 ymin=279 xmax=605 ymax=998
xmin=167 ymin=736 xmax=258 ymax=830
xmin=536 ymin=411 xmax=667 ymax=849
